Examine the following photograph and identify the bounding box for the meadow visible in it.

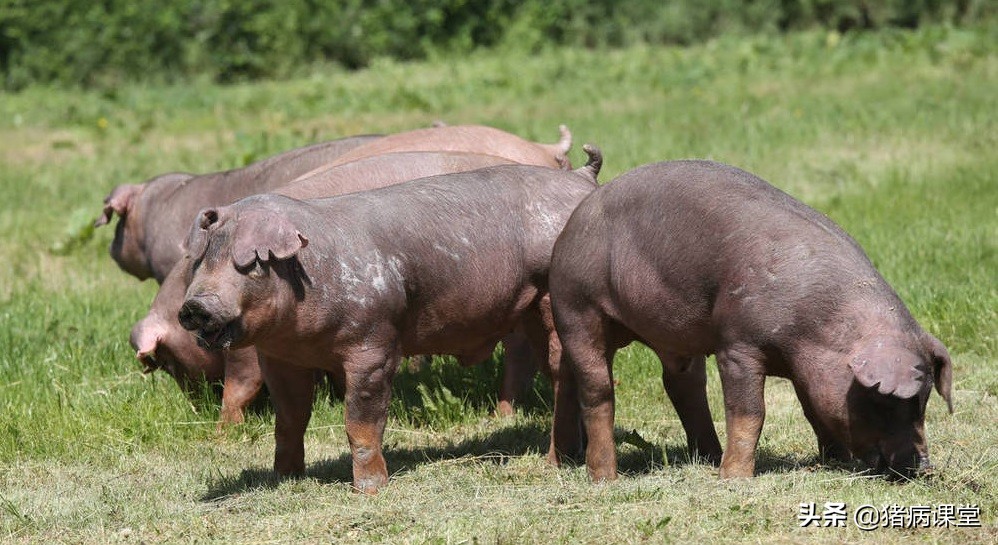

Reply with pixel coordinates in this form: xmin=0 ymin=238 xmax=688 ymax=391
xmin=1 ymin=23 xmax=996 ymax=543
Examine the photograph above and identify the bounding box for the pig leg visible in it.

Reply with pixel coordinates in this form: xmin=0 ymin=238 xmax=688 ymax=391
xmin=520 ymin=296 xmax=583 ymax=466
xmin=553 ymin=306 xmax=618 ymax=480
xmin=792 ymin=385 xmax=851 ymax=463
xmin=716 ymin=345 xmax=766 ymax=478
xmin=343 ymin=345 xmax=401 ymax=495
xmin=496 ymin=328 xmax=538 ymax=417
xmin=656 ymin=353 xmax=723 ymax=465
xmin=217 ymin=348 xmax=265 ymax=429
xmin=259 ymin=355 xmax=316 ymax=477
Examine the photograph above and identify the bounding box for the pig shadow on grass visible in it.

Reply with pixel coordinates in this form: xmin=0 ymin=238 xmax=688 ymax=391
xmin=200 ymin=418 xmax=551 ymax=500
xmin=611 ymin=428 xmax=859 ymax=477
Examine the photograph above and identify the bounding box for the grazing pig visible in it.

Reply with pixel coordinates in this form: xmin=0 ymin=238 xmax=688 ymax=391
xmin=177 ymin=147 xmax=602 ymax=493
xmin=549 ymin=160 xmax=953 ymax=481
xmin=96 ymin=135 xmax=382 ymax=283
xmin=298 ymin=124 xmax=573 ymax=178
xmin=131 ymin=151 xmax=519 ymax=425
xmin=131 ymin=260 xmax=263 ymax=425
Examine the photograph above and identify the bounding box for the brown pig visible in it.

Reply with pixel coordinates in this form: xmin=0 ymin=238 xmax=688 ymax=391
xmin=548 ymin=160 xmax=953 ymax=481
xmin=131 ymin=151 xmax=520 ymax=425
xmin=96 ymin=135 xmax=383 ymax=283
xmin=177 ymin=147 xmax=603 ymax=493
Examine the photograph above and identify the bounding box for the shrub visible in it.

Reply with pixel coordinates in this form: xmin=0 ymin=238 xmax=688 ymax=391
xmin=0 ymin=0 xmax=992 ymax=90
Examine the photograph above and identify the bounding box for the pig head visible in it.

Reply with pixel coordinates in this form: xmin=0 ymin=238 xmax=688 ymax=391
xmin=96 ymin=173 xmax=194 ymax=281
xmin=131 ymin=260 xmax=264 ymax=425
xmin=95 ymin=135 xmax=380 ymax=283
xmin=177 ymin=201 xmax=310 ymax=352
xmin=802 ymin=331 xmax=953 ymax=474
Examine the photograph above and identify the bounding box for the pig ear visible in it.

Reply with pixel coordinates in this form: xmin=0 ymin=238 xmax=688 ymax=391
xmin=130 ymin=318 xmax=164 ymax=374
xmin=95 ymin=184 xmax=143 ymax=227
xmin=849 ymin=340 xmax=926 ymax=400
xmin=924 ymin=334 xmax=954 ymax=414
xmin=231 ymin=211 xmax=309 ymax=269
xmin=182 ymin=208 xmax=220 ymax=261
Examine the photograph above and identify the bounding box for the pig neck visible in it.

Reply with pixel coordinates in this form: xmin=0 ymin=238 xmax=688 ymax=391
xmin=784 ymin=284 xmax=922 ymax=386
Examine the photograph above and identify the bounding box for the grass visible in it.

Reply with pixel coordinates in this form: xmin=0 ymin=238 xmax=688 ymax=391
xmin=1 ymin=23 xmax=996 ymax=543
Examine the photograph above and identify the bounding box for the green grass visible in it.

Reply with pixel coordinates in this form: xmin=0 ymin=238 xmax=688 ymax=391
xmin=1 ymin=23 xmax=996 ymax=543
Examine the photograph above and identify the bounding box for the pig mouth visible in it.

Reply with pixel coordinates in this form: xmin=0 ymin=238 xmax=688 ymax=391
xmin=865 ymin=449 xmax=932 ymax=481
xmin=193 ymin=320 xmax=241 ymax=351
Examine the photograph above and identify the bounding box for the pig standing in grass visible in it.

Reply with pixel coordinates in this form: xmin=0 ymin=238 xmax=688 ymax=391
xmin=548 ymin=160 xmax=953 ymax=480
xmin=177 ymin=147 xmax=602 ymax=493
xmin=131 ymin=151 xmax=517 ymax=424
xmin=108 ymin=124 xmax=572 ymax=422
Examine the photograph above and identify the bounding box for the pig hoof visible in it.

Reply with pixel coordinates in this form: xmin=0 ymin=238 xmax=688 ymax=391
xmin=494 ymin=401 xmax=515 ymax=418
xmin=718 ymin=464 xmax=754 ymax=479
xmin=353 ymin=475 xmax=387 ymax=495
xmin=587 ymin=467 xmax=618 ymax=483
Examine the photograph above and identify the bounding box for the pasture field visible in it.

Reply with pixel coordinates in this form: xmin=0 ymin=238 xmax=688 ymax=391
xmin=1 ymin=24 xmax=996 ymax=543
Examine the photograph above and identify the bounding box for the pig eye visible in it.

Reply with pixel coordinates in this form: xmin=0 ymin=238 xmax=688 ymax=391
xmin=245 ymin=259 xmax=267 ymax=278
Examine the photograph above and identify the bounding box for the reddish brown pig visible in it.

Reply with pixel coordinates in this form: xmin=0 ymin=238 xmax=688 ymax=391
xmin=116 ymin=123 xmax=571 ymax=422
xmin=96 ymin=135 xmax=382 ymax=283
xmin=549 ymin=160 xmax=953 ymax=481
xmin=131 ymin=151 xmax=519 ymax=424
xmin=177 ymin=148 xmax=602 ymax=493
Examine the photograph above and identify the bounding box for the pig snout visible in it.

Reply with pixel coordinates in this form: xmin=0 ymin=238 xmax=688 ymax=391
xmin=178 ymin=294 xmax=240 ymax=350
xmin=874 ymin=445 xmax=932 ymax=480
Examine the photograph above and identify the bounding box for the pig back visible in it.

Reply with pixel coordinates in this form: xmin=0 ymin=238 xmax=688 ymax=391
xmin=139 ymin=135 xmax=381 ymax=281
xmin=297 ymin=125 xmax=567 ymax=179
xmin=273 ymin=151 xmax=515 ymax=201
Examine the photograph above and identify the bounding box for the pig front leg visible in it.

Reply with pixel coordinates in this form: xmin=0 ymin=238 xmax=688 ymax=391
xmin=792 ymin=383 xmax=851 ymax=463
xmin=343 ymin=345 xmax=401 ymax=495
xmin=259 ymin=355 xmax=316 ymax=477
xmin=657 ymin=353 xmax=723 ymax=465
xmin=716 ymin=345 xmax=766 ymax=478
xmin=218 ymin=348 xmax=265 ymax=429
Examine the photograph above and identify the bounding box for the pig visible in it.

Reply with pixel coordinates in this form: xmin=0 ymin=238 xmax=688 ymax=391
xmin=297 ymin=124 xmax=573 ymax=179
xmin=96 ymin=135 xmax=383 ymax=283
xmin=177 ymin=147 xmax=603 ymax=493
xmin=548 ymin=159 xmax=953 ymax=481
xmin=112 ymin=123 xmax=571 ymax=421
xmin=130 ymin=151 xmax=521 ymax=425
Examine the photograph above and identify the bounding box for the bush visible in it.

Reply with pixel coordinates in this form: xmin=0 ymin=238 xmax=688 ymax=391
xmin=0 ymin=0 xmax=992 ymax=90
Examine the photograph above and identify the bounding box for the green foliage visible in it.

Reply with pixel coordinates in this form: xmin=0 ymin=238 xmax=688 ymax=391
xmin=1 ymin=0 xmax=994 ymax=89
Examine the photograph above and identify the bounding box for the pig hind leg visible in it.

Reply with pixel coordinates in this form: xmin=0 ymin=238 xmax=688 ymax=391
xmin=553 ymin=303 xmax=626 ymax=481
xmin=517 ymin=295 xmax=582 ymax=465
xmin=496 ymin=328 xmax=539 ymax=417
xmin=655 ymin=352 xmax=723 ymax=466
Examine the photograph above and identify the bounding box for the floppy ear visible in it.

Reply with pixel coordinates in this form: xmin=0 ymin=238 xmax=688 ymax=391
xmin=95 ymin=184 xmax=143 ymax=227
xmin=849 ymin=339 xmax=926 ymax=400
xmin=924 ymin=334 xmax=954 ymax=414
xmin=231 ymin=210 xmax=309 ymax=268
xmin=182 ymin=208 xmax=220 ymax=261
xmin=130 ymin=317 xmax=164 ymax=374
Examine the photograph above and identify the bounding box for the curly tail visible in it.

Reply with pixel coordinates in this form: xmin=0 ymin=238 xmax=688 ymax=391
xmin=573 ymin=144 xmax=602 ymax=185
xmin=539 ymin=124 xmax=573 ymax=169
